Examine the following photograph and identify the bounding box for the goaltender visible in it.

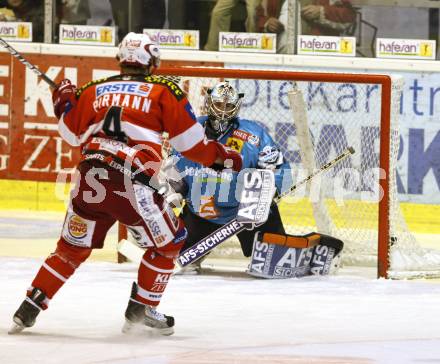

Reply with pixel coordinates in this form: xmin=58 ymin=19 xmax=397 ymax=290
xmin=171 ymin=81 xmax=344 ymax=278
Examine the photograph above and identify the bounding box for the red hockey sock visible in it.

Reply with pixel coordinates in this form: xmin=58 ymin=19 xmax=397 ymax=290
xmin=136 ymin=248 xmax=175 ymax=307
xmin=30 ymin=238 xmax=92 ymax=308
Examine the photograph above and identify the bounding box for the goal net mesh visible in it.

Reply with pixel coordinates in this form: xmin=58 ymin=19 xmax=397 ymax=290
xmin=157 ymin=69 xmax=440 ymax=278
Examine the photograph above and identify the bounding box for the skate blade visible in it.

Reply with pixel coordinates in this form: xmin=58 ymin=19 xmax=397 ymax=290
xmin=8 ymin=321 xmax=25 ymax=335
xmin=122 ymin=320 xmax=174 ymax=336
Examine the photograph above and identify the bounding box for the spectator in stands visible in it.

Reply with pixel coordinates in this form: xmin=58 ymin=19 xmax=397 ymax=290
xmin=204 ymin=0 xmax=263 ymax=51
xmin=0 ymin=0 xmax=44 ymax=42
xmin=101 ymin=0 xmax=186 ymax=42
xmin=57 ymin=0 xmax=114 ymax=27
xmin=87 ymin=0 xmax=113 ymax=26
xmin=256 ymin=0 xmax=356 ymax=53
xmin=109 ymin=0 xmax=166 ymax=42
xmin=57 ymin=0 xmax=90 ymax=25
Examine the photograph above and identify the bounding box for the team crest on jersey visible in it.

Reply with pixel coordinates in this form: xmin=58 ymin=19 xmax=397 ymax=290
xmin=248 ymin=134 xmax=260 ymax=146
xmin=232 ymin=129 xmax=260 ymax=146
xmin=226 ymin=137 xmax=244 ymax=152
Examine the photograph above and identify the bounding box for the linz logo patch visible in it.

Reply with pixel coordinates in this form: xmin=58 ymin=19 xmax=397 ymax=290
xmin=232 ymin=129 xmax=260 ymax=146
xmin=248 ymin=134 xmax=260 ymax=146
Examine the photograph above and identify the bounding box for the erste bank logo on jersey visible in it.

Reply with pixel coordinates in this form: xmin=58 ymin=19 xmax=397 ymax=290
xmin=232 ymin=129 xmax=260 ymax=146
xmin=96 ymin=82 xmax=153 ymax=98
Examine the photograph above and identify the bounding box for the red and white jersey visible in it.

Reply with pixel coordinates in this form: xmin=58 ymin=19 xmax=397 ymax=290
xmin=58 ymin=74 xmax=219 ymax=168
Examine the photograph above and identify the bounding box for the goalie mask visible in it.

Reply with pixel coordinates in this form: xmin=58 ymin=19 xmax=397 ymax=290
xmin=205 ymin=81 xmax=244 ymax=138
xmin=116 ymin=32 xmax=161 ymax=74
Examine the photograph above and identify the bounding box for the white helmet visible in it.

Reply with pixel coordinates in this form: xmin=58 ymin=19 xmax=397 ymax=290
xmin=205 ymin=81 xmax=243 ymax=136
xmin=116 ymin=32 xmax=161 ymax=71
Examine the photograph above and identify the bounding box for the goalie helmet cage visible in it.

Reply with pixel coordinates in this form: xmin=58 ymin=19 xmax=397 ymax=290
xmin=119 ymin=66 xmax=440 ymax=279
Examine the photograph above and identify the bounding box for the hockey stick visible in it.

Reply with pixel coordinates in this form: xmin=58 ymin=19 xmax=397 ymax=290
xmin=177 ymin=146 xmax=355 ymax=267
xmin=0 ymin=37 xmax=57 ymax=88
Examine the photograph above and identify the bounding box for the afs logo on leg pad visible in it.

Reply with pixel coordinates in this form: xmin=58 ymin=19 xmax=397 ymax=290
xmin=62 ymin=211 xmax=96 ymax=248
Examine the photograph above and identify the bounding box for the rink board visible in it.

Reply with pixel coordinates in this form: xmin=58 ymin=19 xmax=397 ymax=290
xmin=1 ymin=178 xmax=440 ymax=263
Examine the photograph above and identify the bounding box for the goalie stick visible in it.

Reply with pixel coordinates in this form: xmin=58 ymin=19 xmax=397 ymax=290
xmin=0 ymin=37 xmax=57 ymax=89
xmin=177 ymin=146 xmax=355 ymax=267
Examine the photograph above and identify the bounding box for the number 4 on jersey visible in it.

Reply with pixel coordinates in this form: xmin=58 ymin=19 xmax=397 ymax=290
xmin=103 ymin=106 xmax=127 ymax=142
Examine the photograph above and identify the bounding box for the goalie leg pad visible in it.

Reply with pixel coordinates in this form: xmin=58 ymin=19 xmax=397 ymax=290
xmin=247 ymin=232 xmax=344 ymax=278
xmin=247 ymin=232 xmax=314 ymax=279
xmin=310 ymin=246 xmax=336 ymax=275
xmin=310 ymin=234 xmax=344 ymax=275
xmin=262 ymin=232 xmax=321 ymax=249
xmin=318 ymin=234 xmax=344 ymax=255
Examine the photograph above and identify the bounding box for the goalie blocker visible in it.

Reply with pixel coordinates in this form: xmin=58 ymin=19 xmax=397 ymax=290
xmin=247 ymin=232 xmax=344 ymax=279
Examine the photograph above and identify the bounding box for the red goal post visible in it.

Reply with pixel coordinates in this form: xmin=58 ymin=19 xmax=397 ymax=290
xmin=118 ymin=66 xmax=440 ymax=279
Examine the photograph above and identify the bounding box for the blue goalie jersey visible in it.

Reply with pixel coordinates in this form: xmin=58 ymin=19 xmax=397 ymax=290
xmin=174 ymin=116 xmax=292 ymax=225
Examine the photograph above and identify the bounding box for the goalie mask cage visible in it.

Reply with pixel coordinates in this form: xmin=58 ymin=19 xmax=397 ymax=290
xmin=126 ymin=66 xmax=440 ymax=279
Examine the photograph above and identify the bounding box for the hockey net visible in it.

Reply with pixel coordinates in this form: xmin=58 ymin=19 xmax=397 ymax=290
xmin=137 ymin=66 xmax=440 ymax=279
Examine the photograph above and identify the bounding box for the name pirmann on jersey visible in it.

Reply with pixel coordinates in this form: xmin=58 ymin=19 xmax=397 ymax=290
xmin=92 ymin=93 xmax=152 ymax=113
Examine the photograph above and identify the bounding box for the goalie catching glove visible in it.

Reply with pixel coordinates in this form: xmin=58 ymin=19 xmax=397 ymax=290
xmin=52 ymin=79 xmax=77 ymax=119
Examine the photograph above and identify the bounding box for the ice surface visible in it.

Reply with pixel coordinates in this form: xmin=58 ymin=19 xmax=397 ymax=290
xmin=2 ymin=257 xmax=440 ymax=364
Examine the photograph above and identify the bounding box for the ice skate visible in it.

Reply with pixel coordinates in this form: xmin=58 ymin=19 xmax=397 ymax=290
xmin=8 ymin=288 xmax=47 ymax=335
xmin=122 ymin=282 xmax=174 ymax=336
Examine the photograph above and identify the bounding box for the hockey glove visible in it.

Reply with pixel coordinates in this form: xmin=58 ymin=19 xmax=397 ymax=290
xmin=52 ymin=79 xmax=77 ymax=119
xmin=212 ymin=142 xmax=243 ymax=172
xmin=257 ymin=146 xmax=284 ymax=170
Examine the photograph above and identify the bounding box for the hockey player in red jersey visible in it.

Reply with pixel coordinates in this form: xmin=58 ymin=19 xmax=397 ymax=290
xmin=9 ymin=32 xmax=242 ymax=336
